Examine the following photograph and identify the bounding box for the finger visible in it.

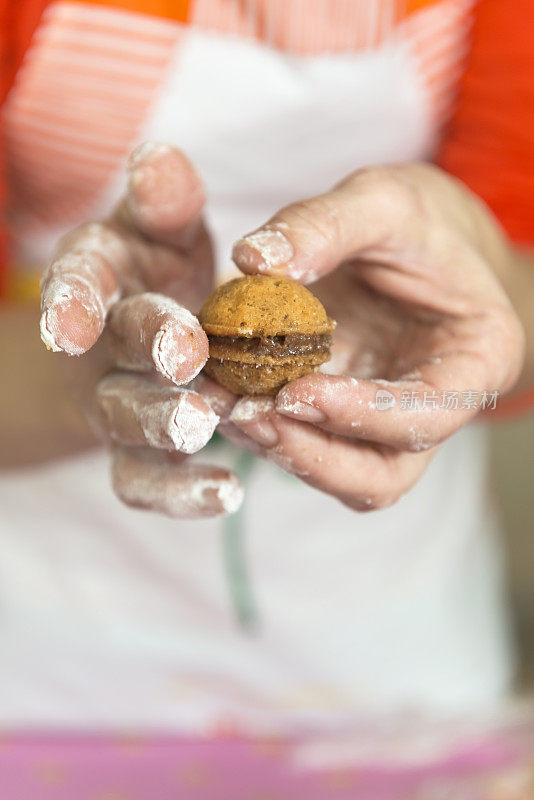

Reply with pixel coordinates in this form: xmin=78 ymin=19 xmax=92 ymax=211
xmin=228 ymin=397 xmax=432 ymax=510
xmin=40 ymin=216 xmax=151 ymax=355
xmin=40 ymin=143 xmax=208 ymax=356
xmin=190 ymin=374 xmax=264 ymax=454
xmin=118 ymin=142 xmax=206 ymax=248
xmin=217 ymin=421 xmax=267 ymax=459
xmin=40 ymin=250 xmax=121 ymax=355
xmin=59 ymin=218 xmax=210 ymax=305
xmin=107 ymin=292 xmax=209 ymax=385
xmin=275 ymin=355 xmax=488 ymax=452
xmin=97 ymin=373 xmax=218 ymax=453
xmin=232 ymin=168 xmax=401 ymax=284
xmin=41 ymin=224 xmax=209 ymax=356
xmin=111 ymin=446 xmax=244 ymax=519
xmin=191 ymin=372 xmax=238 ymax=422
xmin=217 ymin=395 xmax=275 ymax=459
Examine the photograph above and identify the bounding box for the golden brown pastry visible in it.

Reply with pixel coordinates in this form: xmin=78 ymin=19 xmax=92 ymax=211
xmin=198 ymin=275 xmax=335 ymax=395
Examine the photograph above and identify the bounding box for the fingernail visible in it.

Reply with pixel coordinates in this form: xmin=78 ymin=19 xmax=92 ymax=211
xmin=229 ymin=397 xmax=279 ymax=447
xmin=40 ymin=252 xmax=115 ymax=355
xmin=152 ymin=326 xmax=187 ymax=383
xmin=39 ymin=308 xmax=62 ymax=352
xmin=172 ymin=392 xmax=219 ymax=454
xmin=151 ymin=311 xmax=208 ymax=386
xmin=127 ymin=141 xmax=172 ymax=171
xmin=216 ymin=476 xmax=245 ymax=515
xmin=275 ymin=394 xmax=326 ymax=423
xmin=239 ymin=419 xmax=279 ymax=448
xmin=127 ymin=143 xmax=173 ymax=212
xmin=232 ymin=229 xmax=293 ymax=274
xmin=39 ymin=293 xmax=101 ymax=356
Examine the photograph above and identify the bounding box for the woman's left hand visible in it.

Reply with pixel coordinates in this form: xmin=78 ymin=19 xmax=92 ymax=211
xmin=197 ymin=163 xmax=525 ymax=511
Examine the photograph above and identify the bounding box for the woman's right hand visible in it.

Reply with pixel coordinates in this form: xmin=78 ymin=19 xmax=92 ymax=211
xmin=40 ymin=142 xmax=243 ymax=519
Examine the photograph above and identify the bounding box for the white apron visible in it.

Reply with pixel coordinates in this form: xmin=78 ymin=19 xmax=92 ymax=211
xmin=0 ymin=0 xmax=513 ymax=733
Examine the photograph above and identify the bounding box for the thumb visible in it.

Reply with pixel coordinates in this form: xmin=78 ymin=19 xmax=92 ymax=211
xmin=232 ymin=169 xmax=404 ymax=284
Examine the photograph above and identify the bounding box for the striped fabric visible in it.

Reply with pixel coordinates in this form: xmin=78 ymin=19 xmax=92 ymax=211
xmin=403 ymin=0 xmax=474 ymax=124
xmin=191 ymin=0 xmax=400 ymax=54
xmin=3 ymin=2 xmax=183 ymax=228
xmin=2 ymin=0 xmax=474 ymax=242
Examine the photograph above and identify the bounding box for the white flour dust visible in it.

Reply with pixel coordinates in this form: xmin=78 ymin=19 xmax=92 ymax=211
xmin=229 ymin=396 xmax=275 ymax=424
xmin=234 ymin=228 xmax=294 ymax=273
xmin=112 ymin=449 xmax=244 ymax=519
xmin=98 ymin=376 xmax=218 ymax=454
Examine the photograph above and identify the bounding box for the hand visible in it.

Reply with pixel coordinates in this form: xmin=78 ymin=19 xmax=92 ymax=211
xmin=200 ymin=163 xmax=525 ymax=511
xmin=40 ymin=142 xmax=243 ymax=519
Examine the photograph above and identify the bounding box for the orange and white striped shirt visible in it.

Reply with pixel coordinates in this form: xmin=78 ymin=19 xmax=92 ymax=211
xmin=2 ymin=0 xmax=533 ymax=296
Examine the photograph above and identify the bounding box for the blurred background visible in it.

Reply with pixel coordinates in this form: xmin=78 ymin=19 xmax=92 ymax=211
xmin=491 ymin=416 xmax=534 ymax=689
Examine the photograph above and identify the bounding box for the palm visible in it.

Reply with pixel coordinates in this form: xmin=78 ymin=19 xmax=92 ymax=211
xmin=314 ymin=263 xmax=457 ymax=386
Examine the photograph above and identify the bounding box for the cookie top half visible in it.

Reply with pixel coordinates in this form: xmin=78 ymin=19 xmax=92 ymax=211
xmin=198 ymin=275 xmax=335 ymax=337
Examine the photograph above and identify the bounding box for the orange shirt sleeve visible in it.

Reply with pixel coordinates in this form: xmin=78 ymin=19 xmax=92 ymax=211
xmin=438 ymin=0 xmax=534 ymax=417
xmin=437 ymin=0 xmax=534 ymax=246
xmin=0 ymin=0 xmax=50 ymax=298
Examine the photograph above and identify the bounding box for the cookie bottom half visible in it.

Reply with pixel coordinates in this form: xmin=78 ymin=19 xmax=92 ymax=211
xmin=203 ymin=357 xmax=320 ymax=396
